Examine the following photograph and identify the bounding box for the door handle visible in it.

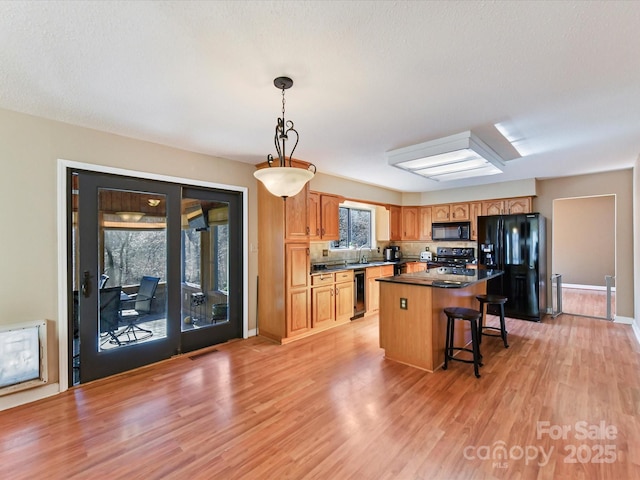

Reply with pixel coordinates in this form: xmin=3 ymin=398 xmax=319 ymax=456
xmin=81 ymin=270 xmax=92 ymax=298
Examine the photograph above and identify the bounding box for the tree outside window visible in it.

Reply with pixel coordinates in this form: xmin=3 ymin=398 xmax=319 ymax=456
xmin=335 ymin=207 xmax=371 ymax=249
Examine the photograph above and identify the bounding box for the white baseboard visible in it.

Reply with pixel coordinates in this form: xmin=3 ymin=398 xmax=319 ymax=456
xmin=632 ymin=321 xmax=640 ymax=346
xmin=614 ymin=315 xmax=633 ymax=325
xmin=247 ymin=328 xmax=257 ymax=337
xmin=0 ymin=382 xmax=59 ymax=412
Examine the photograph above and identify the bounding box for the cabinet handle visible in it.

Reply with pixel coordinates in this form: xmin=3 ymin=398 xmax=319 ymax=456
xmin=321 ymin=228 xmax=325 ymax=235
xmin=335 ymin=286 xmax=339 ymax=295
xmin=316 ymin=228 xmax=320 ymax=236
xmin=306 ymin=226 xmax=310 ymax=234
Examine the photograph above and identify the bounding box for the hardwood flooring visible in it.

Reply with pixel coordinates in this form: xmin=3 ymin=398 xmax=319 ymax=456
xmin=2 ymin=313 xmax=639 ymax=479
xmin=561 ymin=287 xmax=615 ymax=319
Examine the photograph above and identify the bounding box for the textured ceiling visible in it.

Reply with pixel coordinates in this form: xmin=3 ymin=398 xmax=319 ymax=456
xmin=1 ymin=1 xmax=639 ymax=192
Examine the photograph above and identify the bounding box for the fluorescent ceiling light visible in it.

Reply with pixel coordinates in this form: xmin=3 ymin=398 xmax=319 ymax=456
xmin=387 ymin=131 xmax=506 ymax=182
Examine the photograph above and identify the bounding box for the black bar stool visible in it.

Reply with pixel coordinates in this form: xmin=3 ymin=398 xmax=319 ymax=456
xmin=443 ymin=307 xmax=483 ymax=378
xmin=476 ymin=294 xmax=509 ymax=348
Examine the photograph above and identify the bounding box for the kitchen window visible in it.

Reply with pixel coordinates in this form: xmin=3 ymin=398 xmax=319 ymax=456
xmin=333 ymin=206 xmax=372 ymax=249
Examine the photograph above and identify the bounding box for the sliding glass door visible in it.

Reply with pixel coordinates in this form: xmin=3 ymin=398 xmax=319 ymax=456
xmin=70 ymin=171 xmax=243 ymax=385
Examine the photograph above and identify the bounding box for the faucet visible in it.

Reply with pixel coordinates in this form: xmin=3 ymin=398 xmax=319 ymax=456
xmin=355 ymin=245 xmax=370 ymax=264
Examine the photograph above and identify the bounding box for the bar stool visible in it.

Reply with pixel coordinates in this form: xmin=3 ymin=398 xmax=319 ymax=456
xmin=476 ymin=294 xmax=509 ymax=348
xmin=443 ymin=307 xmax=483 ymax=378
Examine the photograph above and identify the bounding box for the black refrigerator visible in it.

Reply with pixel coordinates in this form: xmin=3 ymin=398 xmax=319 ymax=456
xmin=477 ymin=213 xmax=546 ymax=321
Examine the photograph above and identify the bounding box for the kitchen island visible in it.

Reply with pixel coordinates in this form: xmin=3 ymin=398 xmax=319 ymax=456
xmin=376 ymin=269 xmax=502 ymax=372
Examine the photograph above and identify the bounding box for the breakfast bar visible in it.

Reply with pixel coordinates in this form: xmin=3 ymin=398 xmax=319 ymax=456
xmin=376 ymin=268 xmax=503 ymax=372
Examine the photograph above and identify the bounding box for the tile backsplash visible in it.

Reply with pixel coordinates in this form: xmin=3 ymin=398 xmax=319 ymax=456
xmin=309 ymin=240 xmax=477 ymax=265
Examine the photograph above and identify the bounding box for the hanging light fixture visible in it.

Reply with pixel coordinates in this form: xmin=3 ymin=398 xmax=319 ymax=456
xmin=254 ymin=76 xmax=316 ymax=199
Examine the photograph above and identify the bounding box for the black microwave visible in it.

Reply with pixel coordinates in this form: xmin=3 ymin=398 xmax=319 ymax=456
xmin=432 ymin=222 xmax=471 ymax=241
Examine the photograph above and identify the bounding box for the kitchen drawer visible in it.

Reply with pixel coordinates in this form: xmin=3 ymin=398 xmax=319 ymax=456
xmin=311 ymin=272 xmax=335 ymax=285
xmin=335 ymin=270 xmax=354 ymax=283
xmin=380 ymin=265 xmax=395 ymax=277
xmin=366 ymin=266 xmax=381 ymax=278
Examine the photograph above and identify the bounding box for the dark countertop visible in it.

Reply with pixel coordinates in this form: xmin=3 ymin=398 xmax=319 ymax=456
xmin=376 ymin=268 xmax=503 ymax=288
xmin=310 ymin=261 xmax=397 ymax=275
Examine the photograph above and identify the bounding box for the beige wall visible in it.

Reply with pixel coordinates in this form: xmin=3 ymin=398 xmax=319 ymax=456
xmin=535 ymin=170 xmax=634 ymax=318
xmin=0 ymin=107 xmax=401 ymax=408
xmin=553 ymin=195 xmax=615 ymax=285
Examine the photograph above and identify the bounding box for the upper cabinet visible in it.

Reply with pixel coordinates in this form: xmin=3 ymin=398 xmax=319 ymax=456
xmin=482 ymin=197 xmax=532 ymax=216
xmin=450 ymin=203 xmax=469 ymax=221
xmin=418 ymin=206 xmax=432 ymax=241
xmin=308 ymin=192 xmax=340 ymax=241
xmin=506 ymin=197 xmax=532 ymax=214
xmin=433 ymin=204 xmax=450 ymax=222
xmin=432 ymin=202 xmax=469 ymax=222
xmin=469 ymin=202 xmax=482 ymax=240
xmin=389 ymin=206 xmax=402 ymax=241
xmin=320 ymin=194 xmax=340 ymax=240
xmin=285 ymin=183 xmax=310 ymax=241
xmin=401 ymin=207 xmax=419 ymax=240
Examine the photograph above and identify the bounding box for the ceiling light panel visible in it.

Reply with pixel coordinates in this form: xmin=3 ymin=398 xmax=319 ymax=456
xmin=387 ymin=131 xmax=506 ymax=182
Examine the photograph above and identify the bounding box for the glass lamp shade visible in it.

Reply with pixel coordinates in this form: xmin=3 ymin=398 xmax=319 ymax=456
xmin=254 ymin=167 xmax=314 ymax=198
xmin=116 ymin=211 xmax=145 ymax=222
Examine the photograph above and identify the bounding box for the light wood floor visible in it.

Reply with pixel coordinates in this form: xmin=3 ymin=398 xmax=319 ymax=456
xmin=2 ymin=313 xmax=639 ymax=479
xmin=562 ymin=287 xmax=615 ymax=319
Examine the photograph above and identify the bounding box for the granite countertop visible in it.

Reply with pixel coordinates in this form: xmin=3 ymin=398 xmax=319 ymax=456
xmin=376 ymin=268 xmax=503 ymax=288
xmin=310 ymin=261 xmax=397 ymax=274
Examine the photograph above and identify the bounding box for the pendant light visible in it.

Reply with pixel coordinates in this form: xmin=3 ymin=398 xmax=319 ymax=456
xmin=254 ymin=76 xmax=316 ymax=198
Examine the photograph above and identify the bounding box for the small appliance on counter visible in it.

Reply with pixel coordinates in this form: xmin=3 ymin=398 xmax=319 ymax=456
xmin=383 ymin=246 xmax=402 ymax=262
xmin=420 ymin=251 xmax=432 ymax=261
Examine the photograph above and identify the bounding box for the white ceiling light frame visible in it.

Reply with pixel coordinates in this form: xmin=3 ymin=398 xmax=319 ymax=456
xmin=387 ymin=131 xmax=506 ymax=182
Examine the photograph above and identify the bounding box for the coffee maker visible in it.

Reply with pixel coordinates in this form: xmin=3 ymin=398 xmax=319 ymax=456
xmin=383 ymin=245 xmax=402 ymax=262
xmin=480 ymin=243 xmax=495 ymax=267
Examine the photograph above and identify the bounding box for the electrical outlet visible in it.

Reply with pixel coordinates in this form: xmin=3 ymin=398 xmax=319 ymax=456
xmin=400 ymin=298 xmax=408 ymax=309
xmin=425 ymin=246 xmax=429 ymax=251
xmin=322 ymin=249 xmax=329 ymax=256
xmin=377 ymin=246 xmax=380 ymax=253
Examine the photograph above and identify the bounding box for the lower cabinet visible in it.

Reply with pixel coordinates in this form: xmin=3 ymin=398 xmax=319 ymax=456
xmin=335 ymin=276 xmax=354 ymax=323
xmin=287 ymin=287 xmax=310 ymax=337
xmin=366 ymin=265 xmax=395 ymax=315
xmin=311 ymin=270 xmax=354 ymax=330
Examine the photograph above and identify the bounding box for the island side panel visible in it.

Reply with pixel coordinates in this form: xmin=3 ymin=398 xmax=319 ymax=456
xmin=379 ymin=282 xmax=435 ymax=371
xmin=378 ymin=280 xmax=487 ymax=372
xmin=430 ymin=281 xmax=486 ymax=370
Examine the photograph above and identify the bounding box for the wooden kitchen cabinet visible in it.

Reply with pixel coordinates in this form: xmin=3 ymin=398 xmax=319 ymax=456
xmin=256 ymin=163 xmax=314 ymax=344
xmin=506 ymin=197 xmax=532 ymax=214
xmin=311 ymin=282 xmax=335 ymax=328
xmin=450 ymin=202 xmax=470 ymax=221
xmin=285 ymin=183 xmax=309 ymax=241
xmin=389 ymin=205 xmax=402 ymax=241
xmin=320 ymin=194 xmax=340 ymax=240
xmin=433 ymin=204 xmax=450 ymax=221
xmin=308 ymin=192 xmax=340 ymax=241
xmin=308 ymin=191 xmax=320 ymax=240
xmin=469 ymin=202 xmax=482 ymax=240
xmin=432 ymin=202 xmax=469 ymax=222
xmin=285 ymin=243 xmax=311 ymax=337
xmin=365 ymin=265 xmax=395 ymax=315
xmin=401 ymin=206 xmax=419 ymax=240
xmin=482 ymin=197 xmax=532 ymax=216
xmin=418 ymin=206 xmax=432 ymax=240
xmin=311 ymin=270 xmax=353 ymax=329
xmin=335 ymin=275 xmax=354 ymax=323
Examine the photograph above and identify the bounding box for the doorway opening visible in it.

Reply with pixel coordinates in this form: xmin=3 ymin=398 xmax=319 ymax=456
xmin=552 ymin=195 xmax=616 ymax=320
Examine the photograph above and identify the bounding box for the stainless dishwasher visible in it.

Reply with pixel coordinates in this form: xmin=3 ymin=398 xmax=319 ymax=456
xmin=353 ymin=269 xmax=366 ymax=319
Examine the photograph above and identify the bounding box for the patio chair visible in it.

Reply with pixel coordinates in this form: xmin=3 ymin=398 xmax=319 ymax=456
xmin=99 ymin=286 xmax=123 ymax=346
xmin=117 ymin=276 xmax=160 ymax=343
